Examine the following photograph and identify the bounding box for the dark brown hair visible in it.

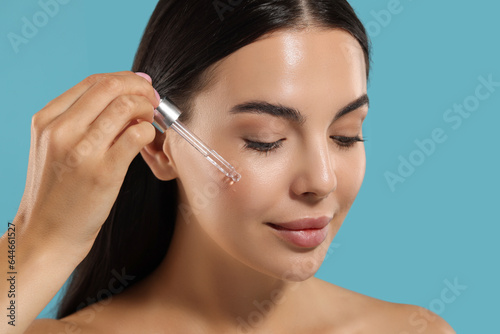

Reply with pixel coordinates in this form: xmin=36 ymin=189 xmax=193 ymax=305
xmin=57 ymin=0 xmax=371 ymax=318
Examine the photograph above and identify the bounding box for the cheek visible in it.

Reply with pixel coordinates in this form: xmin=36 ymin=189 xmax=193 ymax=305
xmin=174 ymin=140 xmax=290 ymax=227
xmin=335 ymin=148 xmax=366 ymax=218
xmin=217 ymin=155 xmax=291 ymax=222
xmin=345 ymin=147 xmax=366 ymax=201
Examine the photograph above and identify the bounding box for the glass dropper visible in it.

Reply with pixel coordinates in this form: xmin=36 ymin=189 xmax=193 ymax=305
xmin=152 ymin=97 xmax=241 ymax=183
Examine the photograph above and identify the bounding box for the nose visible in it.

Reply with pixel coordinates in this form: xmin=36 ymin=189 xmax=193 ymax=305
xmin=290 ymin=140 xmax=337 ymax=200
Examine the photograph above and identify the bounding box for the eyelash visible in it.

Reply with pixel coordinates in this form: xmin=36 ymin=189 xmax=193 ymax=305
xmin=243 ymin=136 xmax=366 ymax=155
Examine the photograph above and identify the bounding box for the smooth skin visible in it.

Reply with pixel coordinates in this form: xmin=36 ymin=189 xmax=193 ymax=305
xmin=4 ymin=28 xmax=455 ymax=333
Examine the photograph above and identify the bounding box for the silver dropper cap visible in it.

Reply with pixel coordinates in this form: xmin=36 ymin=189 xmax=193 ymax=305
xmin=152 ymin=97 xmax=181 ymax=133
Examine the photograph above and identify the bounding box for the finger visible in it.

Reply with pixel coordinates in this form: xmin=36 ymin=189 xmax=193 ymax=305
xmin=84 ymin=95 xmax=155 ymax=153
xmin=105 ymin=121 xmax=156 ymax=176
xmin=136 ymin=72 xmax=162 ymax=102
xmin=36 ymin=71 xmax=132 ymax=126
xmin=54 ymin=72 xmax=159 ymax=131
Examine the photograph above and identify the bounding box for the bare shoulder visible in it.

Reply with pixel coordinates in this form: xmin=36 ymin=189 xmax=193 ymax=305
xmin=311 ymin=277 xmax=456 ymax=334
xmin=25 ymin=298 xmax=124 ymax=334
xmin=24 ymin=318 xmax=86 ymax=334
xmin=374 ymin=303 xmax=457 ymax=334
xmin=24 ymin=308 xmax=122 ymax=334
xmin=39 ymin=288 xmax=154 ymax=334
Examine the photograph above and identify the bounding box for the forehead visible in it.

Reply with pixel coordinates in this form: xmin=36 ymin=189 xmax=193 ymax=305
xmin=204 ymin=28 xmax=367 ymax=112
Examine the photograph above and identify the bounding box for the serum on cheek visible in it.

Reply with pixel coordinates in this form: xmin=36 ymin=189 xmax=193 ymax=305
xmin=152 ymin=96 xmax=241 ymax=183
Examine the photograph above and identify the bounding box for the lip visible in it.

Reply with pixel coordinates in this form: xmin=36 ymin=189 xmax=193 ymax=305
xmin=265 ymin=216 xmax=331 ymax=248
xmin=266 ymin=216 xmax=331 ymax=230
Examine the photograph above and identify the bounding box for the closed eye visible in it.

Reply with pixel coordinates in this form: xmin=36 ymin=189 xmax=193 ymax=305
xmin=243 ymin=139 xmax=284 ymax=156
xmin=243 ymin=136 xmax=366 ymax=156
xmin=331 ymin=135 xmax=366 ymax=151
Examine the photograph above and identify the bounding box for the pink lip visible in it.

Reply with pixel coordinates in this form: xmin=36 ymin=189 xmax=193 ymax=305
xmin=266 ymin=216 xmax=331 ymax=248
xmin=267 ymin=217 xmax=331 ymax=230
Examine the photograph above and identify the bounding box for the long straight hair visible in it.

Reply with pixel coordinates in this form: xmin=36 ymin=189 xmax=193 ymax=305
xmin=57 ymin=0 xmax=371 ymax=318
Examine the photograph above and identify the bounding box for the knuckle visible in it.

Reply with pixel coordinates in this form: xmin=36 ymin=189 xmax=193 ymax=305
xmin=114 ymin=95 xmax=138 ymax=115
xmin=139 ymin=78 xmax=154 ymax=92
xmin=83 ymin=73 xmax=105 ymax=87
xmin=97 ymin=76 xmax=124 ymax=95
xmin=31 ymin=112 xmax=47 ymax=133
xmin=45 ymin=121 xmax=71 ymax=144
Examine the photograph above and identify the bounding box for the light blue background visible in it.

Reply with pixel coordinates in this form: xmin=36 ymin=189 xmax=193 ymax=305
xmin=1 ymin=1 xmax=498 ymax=332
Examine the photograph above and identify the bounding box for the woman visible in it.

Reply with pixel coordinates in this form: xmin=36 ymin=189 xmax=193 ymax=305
xmin=2 ymin=0 xmax=455 ymax=333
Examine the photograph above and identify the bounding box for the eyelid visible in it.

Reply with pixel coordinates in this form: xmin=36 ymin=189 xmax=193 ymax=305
xmin=241 ymin=127 xmax=287 ymax=139
xmin=243 ymin=138 xmax=284 ymax=154
xmin=243 ymin=135 xmax=366 ymax=155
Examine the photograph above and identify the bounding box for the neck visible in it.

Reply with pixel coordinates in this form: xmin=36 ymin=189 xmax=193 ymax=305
xmin=145 ymin=212 xmax=313 ymax=331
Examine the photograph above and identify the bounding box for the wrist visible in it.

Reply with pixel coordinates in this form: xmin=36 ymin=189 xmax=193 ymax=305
xmin=13 ymin=217 xmax=95 ymax=268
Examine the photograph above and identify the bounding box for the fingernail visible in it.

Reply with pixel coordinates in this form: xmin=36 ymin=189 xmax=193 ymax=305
xmin=154 ymin=89 xmax=161 ymax=103
xmin=134 ymin=72 xmax=152 ymax=83
xmin=135 ymin=72 xmax=161 ymax=103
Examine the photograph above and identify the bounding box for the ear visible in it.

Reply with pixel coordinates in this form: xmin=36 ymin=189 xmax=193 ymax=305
xmin=140 ymin=130 xmax=178 ymax=181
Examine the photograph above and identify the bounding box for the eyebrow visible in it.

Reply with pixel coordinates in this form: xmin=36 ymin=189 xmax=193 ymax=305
xmin=228 ymin=93 xmax=369 ymax=125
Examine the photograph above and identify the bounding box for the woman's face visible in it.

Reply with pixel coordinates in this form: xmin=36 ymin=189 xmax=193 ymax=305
xmin=165 ymin=28 xmax=368 ymax=281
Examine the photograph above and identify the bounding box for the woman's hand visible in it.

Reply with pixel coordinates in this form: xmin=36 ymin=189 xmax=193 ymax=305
xmin=16 ymin=71 xmax=159 ymax=255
